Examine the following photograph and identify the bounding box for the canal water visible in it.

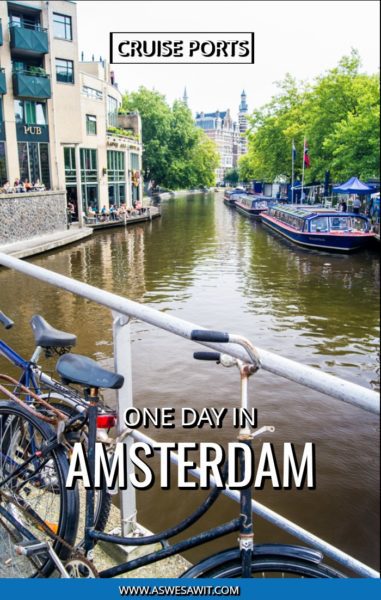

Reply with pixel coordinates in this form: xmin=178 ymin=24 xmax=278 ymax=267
xmin=0 ymin=192 xmax=379 ymax=572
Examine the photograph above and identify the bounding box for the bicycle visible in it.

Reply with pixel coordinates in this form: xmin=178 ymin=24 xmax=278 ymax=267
xmin=0 ymin=328 xmax=344 ymax=578
xmin=0 ymin=310 xmax=113 ymax=419
xmin=0 ymin=310 xmax=117 ymax=549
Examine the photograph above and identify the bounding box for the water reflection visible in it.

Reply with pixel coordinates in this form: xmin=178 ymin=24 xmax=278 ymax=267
xmin=231 ymin=215 xmax=380 ymax=388
xmin=0 ymin=192 xmax=379 ymax=570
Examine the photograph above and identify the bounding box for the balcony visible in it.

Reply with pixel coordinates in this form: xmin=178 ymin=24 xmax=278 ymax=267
xmin=12 ymin=70 xmax=51 ymax=99
xmin=0 ymin=69 xmax=6 ymax=95
xmin=9 ymin=23 xmax=48 ymax=55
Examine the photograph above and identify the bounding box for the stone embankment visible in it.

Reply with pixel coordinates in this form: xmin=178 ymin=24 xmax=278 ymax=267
xmin=0 ymin=190 xmax=92 ymax=258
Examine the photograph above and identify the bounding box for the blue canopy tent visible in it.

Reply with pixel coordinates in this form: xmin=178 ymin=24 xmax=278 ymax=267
xmin=333 ymin=177 xmax=374 ymax=194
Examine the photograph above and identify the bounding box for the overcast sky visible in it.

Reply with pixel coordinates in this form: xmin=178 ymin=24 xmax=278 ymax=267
xmin=76 ymin=1 xmax=380 ymax=118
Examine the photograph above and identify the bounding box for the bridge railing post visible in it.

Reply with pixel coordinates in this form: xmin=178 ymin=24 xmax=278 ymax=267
xmin=112 ymin=311 xmax=136 ymax=536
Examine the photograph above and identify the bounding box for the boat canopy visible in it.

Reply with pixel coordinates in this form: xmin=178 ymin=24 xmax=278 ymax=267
xmin=271 ymin=204 xmax=326 ymax=218
xmin=332 ymin=177 xmax=374 ymax=195
xmin=270 ymin=204 xmax=368 ymax=221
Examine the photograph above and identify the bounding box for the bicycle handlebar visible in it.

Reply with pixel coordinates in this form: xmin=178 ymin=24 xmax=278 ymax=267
xmin=191 ymin=330 xmax=229 ymax=343
xmin=193 ymin=352 xmax=221 ymax=361
xmin=0 ymin=311 xmax=14 ymax=330
xmin=191 ymin=329 xmax=261 ymax=370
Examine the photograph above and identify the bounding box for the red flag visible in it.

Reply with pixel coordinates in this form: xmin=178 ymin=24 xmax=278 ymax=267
xmin=303 ymin=139 xmax=310 ymax=168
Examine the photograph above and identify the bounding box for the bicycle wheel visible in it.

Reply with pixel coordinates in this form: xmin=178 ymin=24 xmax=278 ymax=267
xmin=40 ymin=396 xmax=112 ymax=546
xmin=194 ymin=556 xmax=343 ymax=578
xmin=0 ymin=401 xmax=79 ymax=578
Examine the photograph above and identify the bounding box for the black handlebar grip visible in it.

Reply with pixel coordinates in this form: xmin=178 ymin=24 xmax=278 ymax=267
xmin=191 ymin=329 xmax=229 ymax=343
xmin=0 ymin=311 xmax=14 ymax=330
xmin=193 ymin=352 xmax=221 ymax=361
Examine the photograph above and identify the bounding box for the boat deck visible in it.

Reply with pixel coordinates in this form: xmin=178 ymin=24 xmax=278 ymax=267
xmin=86 ymin=207 xmax=161 ymax=230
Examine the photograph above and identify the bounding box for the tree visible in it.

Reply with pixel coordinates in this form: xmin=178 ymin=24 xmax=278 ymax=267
xmin=224 ymin=168 xmax=239 ymax=186
xmin=238 ymin=153 xmax=255 ymax=182
xmin=242 ymin=74 xmax=309 ymax=182
xmin=182 ymin=131 xmax=220 ymax=188
xmin=323 ymin=78 xmax=380 ymax=180
xmin=122 ymin=87 xmax=172 ymax=184
xmin=242 ymin=51 xmax=380 ymax=184
xmin=122 ymin=89 xmax=219 ymax=188
xmin=303 ymin=50 xmax=379 ymax=180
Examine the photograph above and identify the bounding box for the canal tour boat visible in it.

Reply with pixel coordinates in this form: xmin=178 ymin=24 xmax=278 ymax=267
xmin=223 ymin=187 xmax=245 ymax=206
xmin=234 ymin=194 xmax=274 ymax=219
xmin=260 ymin=205 xmax=374 ymax=251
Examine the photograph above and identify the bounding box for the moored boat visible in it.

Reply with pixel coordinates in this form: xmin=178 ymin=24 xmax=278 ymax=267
xmin=234 ymin=194 xmax=274 ymax=219
xmin=260 ymin=205 xmax=374 ymax=251
xmin=223 ymin=188 xmax=245 ymax=206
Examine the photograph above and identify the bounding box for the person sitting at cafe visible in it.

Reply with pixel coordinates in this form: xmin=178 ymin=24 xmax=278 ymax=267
xmin=100 ymin=205 xmax=109 ymax=221
xmin=14 ymin=178 xmax=25 ymax=192
xmin=1 ymin=181 xmax=11 ymax=193
xmin=109 ymin=204 xmax=118 ymax=221
xmin=23 ymin=178 xmax=32 ymax=191
xmin=67 ymin=201 xmax=75 ymax=225
xmin=87 ymin=205 xmax=97 ymax=219
xmin=118 ymin=203 xmax=129 ymax=222
xmin=33 ymin=178 xmax=45 ymax=191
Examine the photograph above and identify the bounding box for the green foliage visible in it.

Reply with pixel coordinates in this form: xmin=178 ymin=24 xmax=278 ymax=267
xmin=242 ymin=50 xmax=380 ymax=183
xmin=122 ymin=87 xmax=172 ymax=184
xmin=320 ymin=73 xmax=380 ymax=180
xmin=122 ymin=88 xmax=219 ymax=188
xmin=224 ymin=168 xmax=239 ymax=185
xmin=238 ymin=153 xmax=256 ymax=182
xmin=107 ymin=126 xmax=139 ymax=140
xmin=185 ymin=131 xmax=220 ymax=188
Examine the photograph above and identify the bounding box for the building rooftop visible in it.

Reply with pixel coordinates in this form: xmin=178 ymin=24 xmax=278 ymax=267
xmin=196 ymin=111 xmax=228 ymax=120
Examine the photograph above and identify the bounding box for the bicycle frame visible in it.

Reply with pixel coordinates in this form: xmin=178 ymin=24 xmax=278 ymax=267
xmin=67 ymin=385 xmax=254 ymax=577
xmin=0 ymin=329 xmax=334 ymax=578
xmin=78 ymin=333 xmax=260 ymax=578
xmin=0 ymin=338 xmax=84 ymax=406
xmin=0 ymin=339 xmax=40 ymax=392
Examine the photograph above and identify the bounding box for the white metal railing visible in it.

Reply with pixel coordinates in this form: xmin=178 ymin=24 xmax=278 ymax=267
xmin=0 ymin=251 xmax=379 ymax=578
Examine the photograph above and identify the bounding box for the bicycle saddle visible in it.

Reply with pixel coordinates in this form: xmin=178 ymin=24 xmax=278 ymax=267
xmin=56 ymin=354 xmax=124 ymax=390
xmin=30 ymin=315 xmax=77 ymax=349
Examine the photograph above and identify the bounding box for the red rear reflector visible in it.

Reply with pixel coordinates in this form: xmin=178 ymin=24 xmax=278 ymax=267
xmin=97 ymin=415 xmax=117 ymax=429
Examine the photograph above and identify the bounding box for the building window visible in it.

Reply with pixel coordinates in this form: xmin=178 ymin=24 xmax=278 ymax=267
xmin=80 ymin=148 xmax=97 ymax=180
xmin=107 ymin=95 xmax=119 ymax=127
xmin=107 ymin=150 xmax=125 ymax=207
xmin=130 ymin=153 xmax=140 ymax=203
xmin=53 ymin=13 xmax=72 ymax=40
xmin=0 ymin=142 xmax=7 ymax=186
xmin=80 ymin=148 xmax=98 ymax=212
xmin=86 ymin=115 xmax=97 ymax=136
xmin=9 ymin=12 xmax=41 ymax=30
xmin=14 ymin=100 xmax=47 ymax=125
xmin=56 ymin=58 xmax=74 ymax=84
xmin=0 ymin=100 xmax=5 ymax=144
xmin=107 ymin=151 xmax=125 ymax=181
xmin=17 ymin=142 xmax=51 ymax=188
xmin=130 ymin=153 xmax=140 ymax=170
xmin=132 ymin=183 xmax=139 ymax=203
xmin=64 ymin=147 xmax=76 ymax=183
xmin=81 ymin=184 xmax=98 ymax=214
xmin=82 ymin=86 xmax=103 ymax=100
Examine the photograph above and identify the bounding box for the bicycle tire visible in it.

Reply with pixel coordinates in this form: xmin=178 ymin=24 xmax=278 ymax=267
xmin=0 ymin=401 xmax=79 ymax=578
xmin=41 ymin=397 xmax=112 ymax=546
xmin=192 ymin=556 xmax=344 ymax=578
